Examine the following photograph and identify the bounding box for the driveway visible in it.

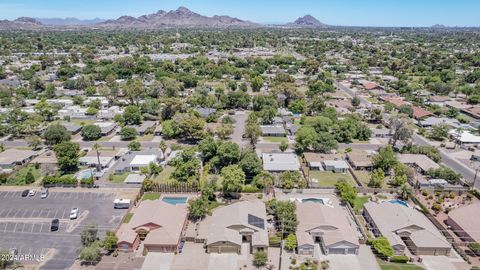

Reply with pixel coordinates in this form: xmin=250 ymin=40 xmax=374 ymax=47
xmin=208 ymin=253 xmax=238 ymax=270
xmin=141 ymin=253 xmax=174 ymax=270
xmin=421 ymin=256 xmax=457 ymax=270
xmin=322 ymin=245 xmax=380 ymax=270
xmin=231 ymin=111 xmax=247 ymax=147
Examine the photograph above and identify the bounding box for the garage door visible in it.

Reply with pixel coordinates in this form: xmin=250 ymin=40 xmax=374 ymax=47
xmin=347 ymin=248 xmax=357 ymax=255
xmin=208 ymin=245 xmax=239 ymax=253
xmin=329 ymin=248 xmax=346 ymax=255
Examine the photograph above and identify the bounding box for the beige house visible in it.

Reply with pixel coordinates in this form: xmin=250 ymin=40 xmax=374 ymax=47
xmin=296 ymin=202 xmax=359 ymax=255
xmin=0 ymin=149 xmax=38 ymax=170
xmin=364 ymin=202 xmax=451 ymax=256
xmin=117 ymin=200 xmax=188 ymax=253
xmin=446 ymin=203 xmax=480 ymax=243
xmin=201 ymin=200 xmax=268 ymax=254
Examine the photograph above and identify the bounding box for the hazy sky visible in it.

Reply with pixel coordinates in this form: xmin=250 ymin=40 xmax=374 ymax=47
xmin=0 ymin=0 xmax=478 ymax=27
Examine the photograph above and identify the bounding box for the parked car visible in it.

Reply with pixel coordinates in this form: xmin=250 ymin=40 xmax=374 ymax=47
xmin=28 ymin=190 xmax=36 ymax=197
xmin=41 ymin=188 xmax=49 ymax=199
xmin=21 ymin=190 xmax=29 ymax=197
xmin=69 ymin=208 xmax=79 ymax=219
xmin=50 ymin=219 xmax=59 ymax=231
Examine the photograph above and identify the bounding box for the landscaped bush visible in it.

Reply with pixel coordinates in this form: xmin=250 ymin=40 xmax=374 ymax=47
xmin=372 ymin=237 xmax=394 ymax=258
xmin=241 ymin=184 xmax=260 ymax=193
xmin=432 ymin=203 xmax=442 ymax=212
xmin=390 ymin=255 xmax=409 ymax=263
xmin=468 ymin=242 xmax=480 ymax=256
xmin=269 ymin=236 xmax=281 ymax=247
xmin=81 ymin=177 xmax=94 ymax=186
xmin=42 ymin=175 xmax=77 ymax=186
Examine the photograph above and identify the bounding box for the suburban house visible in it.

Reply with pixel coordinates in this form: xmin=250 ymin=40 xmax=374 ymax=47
xmin=260 ymin=125 xmax=286 ymax=137
xmin=346 ymin=150 xmax=374 ymax=171
xmin=363 ymin=202 xmax=451 ymax=256
xmin=449 ymin=130 xmax=480 ymax=145
xmin=0 ymin=149 xmax=39 ymax=171
xmin=58 ymin=105 xmax=88 ymax=119
xmin=94 ymin=122 xmax=117 ymax=136
xmin=358 ymin=79 xmax=383 ymax=91
xmin=117 ymin=200 xmax=188 ymax=253
xmin=79 ymin=150 xmax=120 ymax=169
xmin=262 ymin=152 xmax=300 ymax=172
xmin=418 ymin=117 xmax=462 ymax=129
xmin=60 ymin=122 xmax=83 ymax=135
xmin=98 ymin=106 xmax=124 ymax=119
xmin=412 ymin=106 xmax=433 ymax=120
xmin=296 ymin=202 xmax=359 ymax=255
xmin=397 ymin=154 xmax=440 ymax=174
xmin=127 ymin=121 xmax=156 ymax=136
xmin=200 ymin=200 xmax=269 ymax=254
xmin=114 ymin=150 xmax=164 ymax=174
xmin=446 ymin=203 xmax=480 ymax=243
xmin=303 ymin=153 xmax=323 ymax=170
xmin=370 ymin=128 xmax=392 ymax=138
xmin=323 ymin=160 xmax=349 ymax=173
xmin=195 ymin=107 xmax=217 ymax=118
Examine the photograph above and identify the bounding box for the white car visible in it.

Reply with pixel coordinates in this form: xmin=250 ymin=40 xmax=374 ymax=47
xmin=28 ymin=190 xmax=36 ymax=197
xmin=69 ymin=208 xmax=79 ymax=219
xmin=40 ymin=188 xmax=49 ymax=199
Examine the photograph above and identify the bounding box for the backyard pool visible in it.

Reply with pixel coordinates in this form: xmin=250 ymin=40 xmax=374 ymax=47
xmin=77 ymin=170 xmax=93 ymax=179
xmin=389 ymin=199 xmax=409 ymax=207
xmin=302 ymin=198 xmax=325 ymax=204
xmin=162 ymin=197 xmax=188 ymax=205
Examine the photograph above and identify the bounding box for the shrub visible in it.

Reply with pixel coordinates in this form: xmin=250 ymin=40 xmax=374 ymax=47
xmin=81 ymin=177 xmax=94 ymax=186
xmin=432 ymin=203 xmax=442 ymax=212
xmin=120 ymin=127 xmax=138 ymax=141
xmin=468 ymin=242 xmax=480 ymax=256
xmin=269 ymin=236 xmax=281 ymax=247
xmin=390 ymin=255 xmax=409 ymax=263
xmin=42 ymin=175 xmax=77 ymax=186
xmin=372 ymin=237 xmax=394 ymax=258
xmin=284 ymin=234 xmax=297 ymax=251
xmin=241 ymin=184 xmax=260 ymax=193
xmin=81 ymin=124 xmax=102 ymax=141
xmin=253 ymin=251 xmax=268 ymax=267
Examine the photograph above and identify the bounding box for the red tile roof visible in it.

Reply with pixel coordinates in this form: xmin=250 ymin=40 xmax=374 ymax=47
xmin=412 ymin=106 xmax=433 ymax=119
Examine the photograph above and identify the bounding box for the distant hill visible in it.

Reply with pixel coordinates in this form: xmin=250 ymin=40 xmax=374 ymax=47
xmin=288 ymin=15 xmax=326 ymax=27
xmin=100 ymin=6 xmax=258 ymax=28
xmin=36 ymin=17 xmax=105 ymax=25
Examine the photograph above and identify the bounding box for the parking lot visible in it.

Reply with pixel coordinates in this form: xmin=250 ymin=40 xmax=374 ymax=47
xmin=0 ymin=190 xmax=128 ymax=270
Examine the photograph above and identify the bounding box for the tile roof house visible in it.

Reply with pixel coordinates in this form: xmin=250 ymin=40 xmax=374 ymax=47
xmin=262 ymin=152 xmax=300 ymax=172
xmin=412 ymin=106 xmax=433 ymax=120
xmin=296 ymin=202 xmax=359 ymax=255
xmin=201 ymin=200 xmax=269 ymax=254
xmin=397 ymin=154 xmax=440 ymax=173
xmin=446 ymin=203 xmax=480 ymax=243
xmin=117 ymin=200 xmax=188 ymax=253
xmin=358 ymin=80 xmax=383 ymax=91
xmin=364 ymin=202 xmax=451 ymax=256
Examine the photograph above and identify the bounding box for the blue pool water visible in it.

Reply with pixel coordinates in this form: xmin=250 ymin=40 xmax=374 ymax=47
xmin=389 ymin=199 xmax=409 ymax=207
xmin=80 ymin=170 xmax=93 ymax=179
xmin=302 ymin=198 xmax=324 ymax=204
xmin=162 ymin=197 xmax=188 ymax=205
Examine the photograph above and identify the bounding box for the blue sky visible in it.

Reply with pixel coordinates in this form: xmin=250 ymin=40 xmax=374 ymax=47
xmin=0 ymin=0 xmax=478 ymax=26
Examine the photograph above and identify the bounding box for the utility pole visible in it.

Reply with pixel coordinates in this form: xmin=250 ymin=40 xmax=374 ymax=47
xmin=278 ymin=217 xmax=284 ymax=270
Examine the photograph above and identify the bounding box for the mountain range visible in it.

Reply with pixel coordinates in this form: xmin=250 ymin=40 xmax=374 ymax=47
xmin=0 ymin=6 xmax=326 ymax=30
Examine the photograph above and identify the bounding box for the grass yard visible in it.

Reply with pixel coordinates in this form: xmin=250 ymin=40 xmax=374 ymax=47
xmin=142 ymin=193 xmax=161 ymax=201
xmin=353 ymin=196 xmax=371 ymax=213
xmin=152 ymin=166 xmax=175 ymax=183
xmin=71 ymin=119 xmax=96 ymax=126
xmin=122 ymin=213 xmax=133 ymax=223
xmin=263 ymin=136 xmax=288 ymax=143
xmin=207 ymin=201 xmax=225 ymax=213
xmin=5 ymin=165 xmax=43 ymax=185
xmin=98 ymin=135 xmax=114 ymax=142
xmin=379 ymin=262 xmax=424 ymax=270
xmin=309 ymin=170 xmax=355 ymax=187
xmin=109 ymin=173 xmax=130 ymax=184
xmin=137 ymin=134 xmax=154 ymax=142
xmin=353 ymin=170 xmax=372 ymax=187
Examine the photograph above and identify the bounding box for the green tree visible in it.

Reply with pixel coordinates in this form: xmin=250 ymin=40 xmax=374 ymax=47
xmin=80 ymin=223 xmax=98 ymax=247
xmin=281 ymin=171 xmax=306 ymax=190
xmin=245 ymin=113 xmax=261 ymax=147
xmin=369 ymin=169 xmax=385 ymax=188
xmin=214 ymin=141 xmax=241 ymax=169
xmin=221 ymin=165 xmax=245 ymax=195
xmin=81 ymin=124 xmax=102 ymax=141
xmin=92 ymin=143 xmax=102 ymax=172
xmin=27 ymin=135 xmax=42 ymax=150
xmin=351 ymin=96 xmax=361 ymax=107
xmin=295 ymin=126 xmax=318 ymax=153
xmin=253 ymin=171 xmax=274 ymax=190
xmin=251 ymin=76 xmax=264 ymax=92
xmin=102 ymin=230 xmax=118 ymax=253
xmin=389 ymin=116 xmax=413 ymax=148
xmin=372 ymin=237 xmax=394 ymax=258
xmin=285 ymin=234 xmax=297 ymax=251
xmin=429 ymin=124 xmax=449 ymax=141
xmin=44 ymin=124 xmax=71 ymax=146
xmin=398 ymin=183 xmax=413 ymax=200
xmin=238 ymin=151 xmax=262 ymax=179
xmin=373 ymin=145 xmax=398 ymax=173
xmin=175 ymin=112 xmax=205 ymax=140
xmin=253 ymin=251 xmax=268 ymax=267
xmin=188 ymin=197 xmax=209 ymax=221
xmin=120 ymin=127 xmax=138 ymax=141
xmin=279 ymin=141 xmax=288 ymax=152
xmin=123 ymin=105 xmax=142 ymax=125
xmin=25 ymin=169 xmax=35 ymax=184
xmin=335 ymin=179 xmax=357 ymax=206
xmin=78 ymin=242 xmax=101 ymax=265
xmin=54 ymin=141 xmax=80 ymax=172
xmin=128 ymin=140 xmax=141 ymax=151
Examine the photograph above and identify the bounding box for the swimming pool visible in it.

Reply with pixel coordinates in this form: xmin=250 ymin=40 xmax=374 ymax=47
xmin=302 ymin=198 xmax=324 ymax=204
xmin=162 ymin=197 xmax=188 ymax=205
xmin=389 ymin=199 xmax=409 ymax=207
xmin=78 ymin=170 xmax=93 ymax=179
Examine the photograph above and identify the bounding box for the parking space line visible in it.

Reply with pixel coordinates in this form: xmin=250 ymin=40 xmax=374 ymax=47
xmin=0 ymin=209 xmax=5 ymax=217
xmin=13 ymin=223 xmax=18 ymax=232
xmin=82 ymin=192 xmax=86 ymax=200
xmin=21 ymin=209 xmax=28 ymax=218
xmin=31 ymin=224 xmax=35 ymax=233
xmin=45 ymin=209 xmax=50 ymax=217
xmin=61 ymin=209 xmax=66 ymax=219
xmin=0 ymin=192 xmax=6 ymax=198
xmin=6 ymin=209 xmax=12 ymax=217
xmin=39 ymin=223 xmax=43 ymax=232
xmin=53 ymin=209 xmax=58 ymax=218
xmin=20 ymin=223 xmax=26 ymax=232
xmin=30 ymin=209 xmax=35 ymax=218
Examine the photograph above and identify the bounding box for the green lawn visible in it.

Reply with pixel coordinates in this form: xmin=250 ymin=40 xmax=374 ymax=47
xmin=262 ymin=136 xmax=288 ymax=143
xmin=379 ymin=262 xmax=424 ymax=270
xmin=137 ymin=134 xmax=154 ymax=142
xmin=122 ymin=213 xmax=133 ymax=223
xmin=353 ymin=170 xmax=371 ymax=187
xmin=353 ymin=196 xmax=371 ymax=213
xmin=109 ymin=173 xmax=130 ymax=184
xmin=308 ymin=171 xmax=355 ymax=187
xmin=142 ymin=193 xmax=161 ymax=201
xmin=71 ymin=119 xmax=96 ymax=126
xmin=98 ymin=135 xmax=114 ymax=142
xmin=207 ymin=201 xmax=225 ymax=214
xmin=152 ymin=166 xmax=175 ymax=183
xmin=5 ymin=165 xmax=43 ymax=185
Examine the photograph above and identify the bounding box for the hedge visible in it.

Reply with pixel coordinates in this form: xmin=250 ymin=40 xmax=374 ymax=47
xmin=390 ymin=255 xmax=409 ymax=263
xmin=372 ymin=237 xmax=394 ymax=258
xmin=269 ymin=236 xmax=281 ymax=247
xmin=468 ymin=242 xmax=480 ymax=256
xmin=241 ymin=185 xmax=260 ymax=193
xmin=42 ymin=175 xmax=77 ymax=186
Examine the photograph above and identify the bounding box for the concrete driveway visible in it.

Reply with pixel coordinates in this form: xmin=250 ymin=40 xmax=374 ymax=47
xmin=421 ymin=256 xmax=458 ymax=270
xmin=141 ymin=253 xmax=174 ymax=270
xmin=208 ymin=253 xmax=238 ymax=270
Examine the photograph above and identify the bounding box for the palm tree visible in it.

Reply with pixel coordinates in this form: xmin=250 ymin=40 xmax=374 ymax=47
xmin=398 ymin=183 xmax=413 ymax=200
xmin=92 ymin=143 xmax=102 ymax=172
